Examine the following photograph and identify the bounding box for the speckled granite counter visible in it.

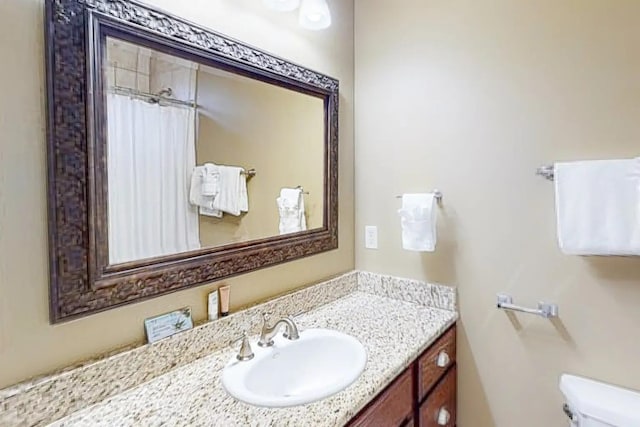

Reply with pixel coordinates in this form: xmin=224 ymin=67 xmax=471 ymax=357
xmin=50 ymin=292 xmax=456 ymax=427
xmin=0 ymin=271 xmax=457 ymax=427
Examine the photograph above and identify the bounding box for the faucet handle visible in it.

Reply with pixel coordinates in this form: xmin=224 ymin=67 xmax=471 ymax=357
xmin=232 ymin=331 xmax=254 ymax=361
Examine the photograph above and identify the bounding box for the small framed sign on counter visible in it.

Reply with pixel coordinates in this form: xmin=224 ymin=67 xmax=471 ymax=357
xmin=144 ymin=307 xmax=194 ymax=343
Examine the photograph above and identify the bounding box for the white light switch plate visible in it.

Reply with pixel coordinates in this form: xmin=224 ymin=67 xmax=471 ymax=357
xmin=365 ymin=226 xmax=378 ymax=249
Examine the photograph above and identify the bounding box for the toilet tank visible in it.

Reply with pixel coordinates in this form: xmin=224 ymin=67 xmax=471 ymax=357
xmin=560 ymin=374 xmax=640 ymax=427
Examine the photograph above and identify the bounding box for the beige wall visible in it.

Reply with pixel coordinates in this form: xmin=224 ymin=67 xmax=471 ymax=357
xmin=196 ymin=67 xmax=324 ymax=247
xmin=0 ymin=0 xmax=354 ymax=388
xmin=355 ymin=1 xmax=640 ymax=426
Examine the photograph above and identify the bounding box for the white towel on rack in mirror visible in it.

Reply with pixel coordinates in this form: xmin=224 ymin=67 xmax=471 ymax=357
xmin=189 ymin=166 xmax=222 ymax=218
xmin=189 ymin=166 xmax=222 ymax=217
xmin=555 ymin=158 xmax=640 ymax=255
xmin=239 ymin=170 xmax=249 ymax=213
xmin=277 ymin=188 xmax=306 ymax=234
xmin=199 ymin=205 xmax=223 ymax=218
xmin=201 ymin=163 xmax=219 ymax=196
xmin=397 ymin=193 xmax=437 ymax=252
xmin=211 ymin=166 xmax=248 ymax=216
xmin=189 ymin=166 xmax=203 ymax=206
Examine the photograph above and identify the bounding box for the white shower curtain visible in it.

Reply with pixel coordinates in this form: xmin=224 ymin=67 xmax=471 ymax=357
xmin=107 ymin=93 xmax=200 ymax=264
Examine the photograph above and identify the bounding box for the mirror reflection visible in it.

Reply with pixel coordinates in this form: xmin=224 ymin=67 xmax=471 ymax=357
xmin=104 ymin=37 xmax=325 ymax=265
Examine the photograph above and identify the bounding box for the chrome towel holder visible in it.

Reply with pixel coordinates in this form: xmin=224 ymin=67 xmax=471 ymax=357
xmin=497 ymin=294 xmax=559 ymax=318
xmin=241 ymin=168 xmax=256 ymax=178
xmin=536 ymin=165 xmax=555 ymax=181
xmin=295 ymin=185 xmax=310 ymax=195
xmin=395 ymin=190 xmax=443 ymax=204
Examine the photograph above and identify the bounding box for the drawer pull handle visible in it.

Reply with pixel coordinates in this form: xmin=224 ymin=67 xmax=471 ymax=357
xmin=437 ymin=407 xmax=450 ymax=425
xmin=436 ymin=351 xmax=450 ymax=367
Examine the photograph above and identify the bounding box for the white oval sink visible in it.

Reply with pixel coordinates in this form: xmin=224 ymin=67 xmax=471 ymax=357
xmin=221 ymin=328 xmax=367 ymax=407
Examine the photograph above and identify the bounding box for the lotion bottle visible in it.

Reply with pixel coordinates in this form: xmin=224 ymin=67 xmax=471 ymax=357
xmin=219 ymin=285 xmax=231 ymax=317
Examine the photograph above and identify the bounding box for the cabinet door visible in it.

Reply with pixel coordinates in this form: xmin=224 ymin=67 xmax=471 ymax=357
xmin=348 ymin=369 xmax=414 ymax=427
xmin=419 ymin=366 xmax=456 ymax=427
xmin=418 ymin=326 xmax=456 ymax=401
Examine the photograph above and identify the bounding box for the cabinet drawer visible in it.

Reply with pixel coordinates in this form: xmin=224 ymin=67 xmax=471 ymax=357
xmin=419 ymin=365 xmax=457 ymax=427
xmin=418 ymin=325 xmax=456 ymax=401
xmin=348 ymin=369 xmax=413 ymax=427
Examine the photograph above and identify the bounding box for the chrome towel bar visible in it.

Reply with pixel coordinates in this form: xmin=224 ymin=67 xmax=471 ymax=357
xmin=295 ymin=185 xmax=310 ymax=195
xmin=496 ymin=294 xmax=559 ymax=318
xmin=395 ymin=190 xmax=443 ymax=203
xmin=242 ymin=168 xmax=256 ymax=178
xmin=536 ymin=165 xmax=555 ymax=181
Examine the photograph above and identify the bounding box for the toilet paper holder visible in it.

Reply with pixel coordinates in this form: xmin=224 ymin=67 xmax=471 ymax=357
xmin=496 ymin=294 xmax=559 ymax=318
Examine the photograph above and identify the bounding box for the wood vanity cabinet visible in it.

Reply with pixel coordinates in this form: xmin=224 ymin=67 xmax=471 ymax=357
xmin=418 ymin=326 xmax=457 ymax=427
xmin=347 ymin=324 xmax=457 ymax=427
xmin=347 ymin=369 xmax=414 ymax=427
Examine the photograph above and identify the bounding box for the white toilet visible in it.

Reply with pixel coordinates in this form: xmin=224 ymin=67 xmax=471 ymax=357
xmin=560 ymin=374 xmax=640 ymax=426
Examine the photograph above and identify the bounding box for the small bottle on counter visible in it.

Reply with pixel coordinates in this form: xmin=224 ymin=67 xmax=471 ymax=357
xmin=207 ymin=290 xmax=219 ymax=321
xmin=219 ymin=284 xmax=231 ymax=317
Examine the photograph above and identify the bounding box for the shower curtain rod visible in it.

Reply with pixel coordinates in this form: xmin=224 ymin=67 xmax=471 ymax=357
xmin=110 ymin=86 xmax=200 ymax=109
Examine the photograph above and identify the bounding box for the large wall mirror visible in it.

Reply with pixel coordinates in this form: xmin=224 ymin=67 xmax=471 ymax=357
xmin=46 ymin=0 xmax=339 ymax=322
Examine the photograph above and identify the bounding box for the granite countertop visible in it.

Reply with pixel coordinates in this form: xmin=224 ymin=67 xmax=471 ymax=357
xmin=50 ymin=291 xmax=457 ymax=427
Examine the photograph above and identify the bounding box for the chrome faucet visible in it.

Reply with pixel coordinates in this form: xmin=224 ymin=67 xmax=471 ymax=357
xmin=258 ymin=313 xmax=300 ymax=347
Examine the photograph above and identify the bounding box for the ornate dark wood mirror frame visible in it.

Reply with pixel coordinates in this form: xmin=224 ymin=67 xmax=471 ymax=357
xmin=45 ymin=0 xmax=339 ymax=323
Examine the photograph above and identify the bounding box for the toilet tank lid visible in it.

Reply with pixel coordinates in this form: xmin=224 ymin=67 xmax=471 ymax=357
xmin=560 ymin=374 xmax=640 ymax=425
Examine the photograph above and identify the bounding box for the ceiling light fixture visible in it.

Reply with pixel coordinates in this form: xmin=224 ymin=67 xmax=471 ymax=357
xmin=298 ymin=0 xmax=331 ymax=30
xmin=262 ymin=0 xmax=301 ymax=12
